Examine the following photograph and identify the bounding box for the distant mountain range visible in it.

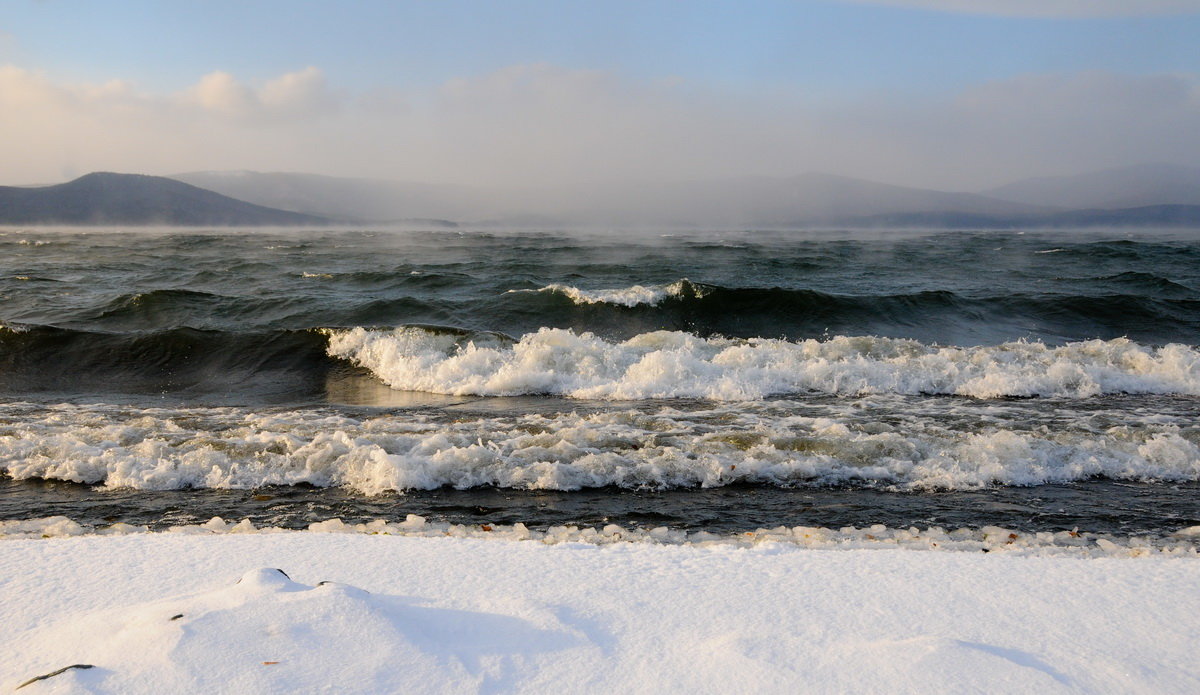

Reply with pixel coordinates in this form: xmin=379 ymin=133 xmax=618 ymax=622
xmin=0 ymin=173 xmax=328 ymax=226
xmin=171 ymin=170 xmax=1046 ymax=227
xmin=982 ymin=163 xmax=1200 ymax=210
xmin=842 ymin=204 xmax=1200 ymax=229
xmin=3 ymin=164 xmax=1200 ymax=227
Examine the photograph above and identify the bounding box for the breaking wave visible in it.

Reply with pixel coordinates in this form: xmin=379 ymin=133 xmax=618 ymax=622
xmin=4 ymin=321 xmax=1199 ymax=401
xmin=2 ymin=401 xmax=1198 ymax=493
xmin=509 ymin=279 xmax=713 ymax=307
xmin=325 ymin=326 xmax=1200 ymax=400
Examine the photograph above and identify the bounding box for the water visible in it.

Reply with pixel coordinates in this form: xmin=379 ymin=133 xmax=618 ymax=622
xmin=2 ymin=227 xmax=1199 ymax=535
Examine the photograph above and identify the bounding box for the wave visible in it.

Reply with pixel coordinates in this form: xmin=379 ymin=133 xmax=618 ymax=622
xmin=2 ymin=402 xmax=1198 ymax=493
xmin=515 ymin=277 xmax=1198 ymax=312
xmin=326 ymin=326 xmax=1200 ymax=400
xmin=510 ymin=279 xmax=712 ymax=307
xmin=4 ymin=322 xmax=1200 ymax=401
xmin=496 ymin=280 xmax=1200 ymax=344
xmin=0 ymin=324 xmax=330 ymax=397
xmin=7 ymin=276 xmax=1198 ymax=345
xmin=1096 ymin=271 xmax=1196 ymax=296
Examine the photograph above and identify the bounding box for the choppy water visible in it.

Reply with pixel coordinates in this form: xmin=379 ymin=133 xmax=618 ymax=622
xmin=2 ymin=227 xmax=1199 ymax=534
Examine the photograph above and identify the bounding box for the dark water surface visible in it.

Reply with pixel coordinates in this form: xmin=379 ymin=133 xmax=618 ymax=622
xmin=4 ymin=477 xmax=1198 ymax=536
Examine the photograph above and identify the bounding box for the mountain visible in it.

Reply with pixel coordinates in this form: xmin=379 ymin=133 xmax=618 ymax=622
xmin=1042 ymin=204 xmax=1200 ymax=227
xmin=612 ymin=173 xmax=1044 ymax=227
xmin=171 ymin=170 xmax=1046 ymax=227
xmin=983 ymin=163 xmax=1200 ymax=210
xmin=7 ymin=169 xmax=1198 ymax=229
xmin=0 ymin=172 xmax=330 ymax=226
xmin=847 ymin=204 xmax=1200 ymax=229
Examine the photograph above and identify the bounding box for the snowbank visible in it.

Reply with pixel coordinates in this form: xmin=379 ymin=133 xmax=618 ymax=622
xmin=2 ymin=531 xmax=1199 ymax=693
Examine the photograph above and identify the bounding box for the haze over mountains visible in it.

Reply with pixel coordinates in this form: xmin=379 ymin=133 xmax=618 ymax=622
xmin=175 ymin=163 xmax=1200 ymax=228
xmin=983 ymin=164 xmax=1200 ymax=210
xmin=3 ymin=164 xmax=1200 ymax=227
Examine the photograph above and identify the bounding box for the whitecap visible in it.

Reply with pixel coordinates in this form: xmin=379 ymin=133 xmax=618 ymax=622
xmin=324 ymin=327 xmax=1200 ymax=401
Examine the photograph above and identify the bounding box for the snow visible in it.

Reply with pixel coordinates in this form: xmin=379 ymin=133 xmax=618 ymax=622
xmin=2 ymin=531 xmax=1199 ymax=693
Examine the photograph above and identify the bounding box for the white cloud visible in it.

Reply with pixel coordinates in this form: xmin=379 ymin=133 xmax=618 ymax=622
xmin=186 ymin=71 xmax=255 ymax=113
xmin=260 ymin=67 xmax=337 ymax=114
xmin=0 ymin=63 xmax=1198 ymax=191
xmin=183 ymin=66 xmax=337 ymax=120
xmin=834 ymin=0 xmax=1200 ymax=17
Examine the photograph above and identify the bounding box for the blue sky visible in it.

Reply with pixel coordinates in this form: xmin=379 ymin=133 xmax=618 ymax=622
xmin=6 ymin=1 xmax=1199 ymax=92
xmin=2 ymin=1 xmax=1200 ymax=187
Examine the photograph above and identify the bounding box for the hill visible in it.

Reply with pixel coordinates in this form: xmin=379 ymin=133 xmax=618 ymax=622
xmin=0 ymin=172 xmax=330 ymax=226
xmin=171 ymin=171 xmax=469 ymax=224
xmin=983 ymin=163 xmax=1200 ymax=210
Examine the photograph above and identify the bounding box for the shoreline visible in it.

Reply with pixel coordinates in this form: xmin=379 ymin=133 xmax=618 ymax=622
xmin=5 ymin=513 xmax=1200 ymax=556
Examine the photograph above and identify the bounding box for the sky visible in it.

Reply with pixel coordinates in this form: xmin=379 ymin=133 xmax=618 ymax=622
xmin=1 ymin=0 xmax=1199 ymax=190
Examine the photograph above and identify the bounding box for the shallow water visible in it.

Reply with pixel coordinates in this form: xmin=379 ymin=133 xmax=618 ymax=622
xmin=4 ymin=477 xmax=1198 ymax=536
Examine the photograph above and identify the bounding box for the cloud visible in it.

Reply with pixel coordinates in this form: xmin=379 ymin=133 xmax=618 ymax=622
xmin=834 ymin=0 xmax=1200 ymax=17
xmin=0 ymin=63 xmax=1198 ymax=191
xmin=183 ymin=66 xmax=338 ymax=120
xmin=186 ymin=71 xmax=254 ymax=113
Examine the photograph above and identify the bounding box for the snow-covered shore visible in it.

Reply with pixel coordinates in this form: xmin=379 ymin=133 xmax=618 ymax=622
xmin=2 ymin=529 xmax=1199 ymax=694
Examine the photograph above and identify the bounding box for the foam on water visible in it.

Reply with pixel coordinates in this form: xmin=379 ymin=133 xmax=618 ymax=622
xmin=509 ymin=279 xmax=708 ymax=307
xmin=2 ymin=401 xmax=1197 ymax=493
xmin=325 ymin=327 xmax=1200 ymax=400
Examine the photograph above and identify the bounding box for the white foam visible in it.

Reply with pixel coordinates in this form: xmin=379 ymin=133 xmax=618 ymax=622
xmin=508 ymin=279 xmax=706 ymax=307
xmin=325 ymin=327 xmax=1200 ymax=400
xmin=2 ymin=401 xmax=1198 ymax=492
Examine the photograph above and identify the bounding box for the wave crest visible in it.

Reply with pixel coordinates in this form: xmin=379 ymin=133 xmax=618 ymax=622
xmin=510 ymin=279 xmax=712 ymax=307
xmin=325 ymin=327 xmax=1200 ymax=400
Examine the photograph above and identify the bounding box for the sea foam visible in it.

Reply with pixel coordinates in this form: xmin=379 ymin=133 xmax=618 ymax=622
xmin=324 ymin=327 xmax=1200 ymax=400
xmin=508 ymin=279 xmax=708 ymax=307
xmin=2 ymin=401 xmax=1197 ymax=493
